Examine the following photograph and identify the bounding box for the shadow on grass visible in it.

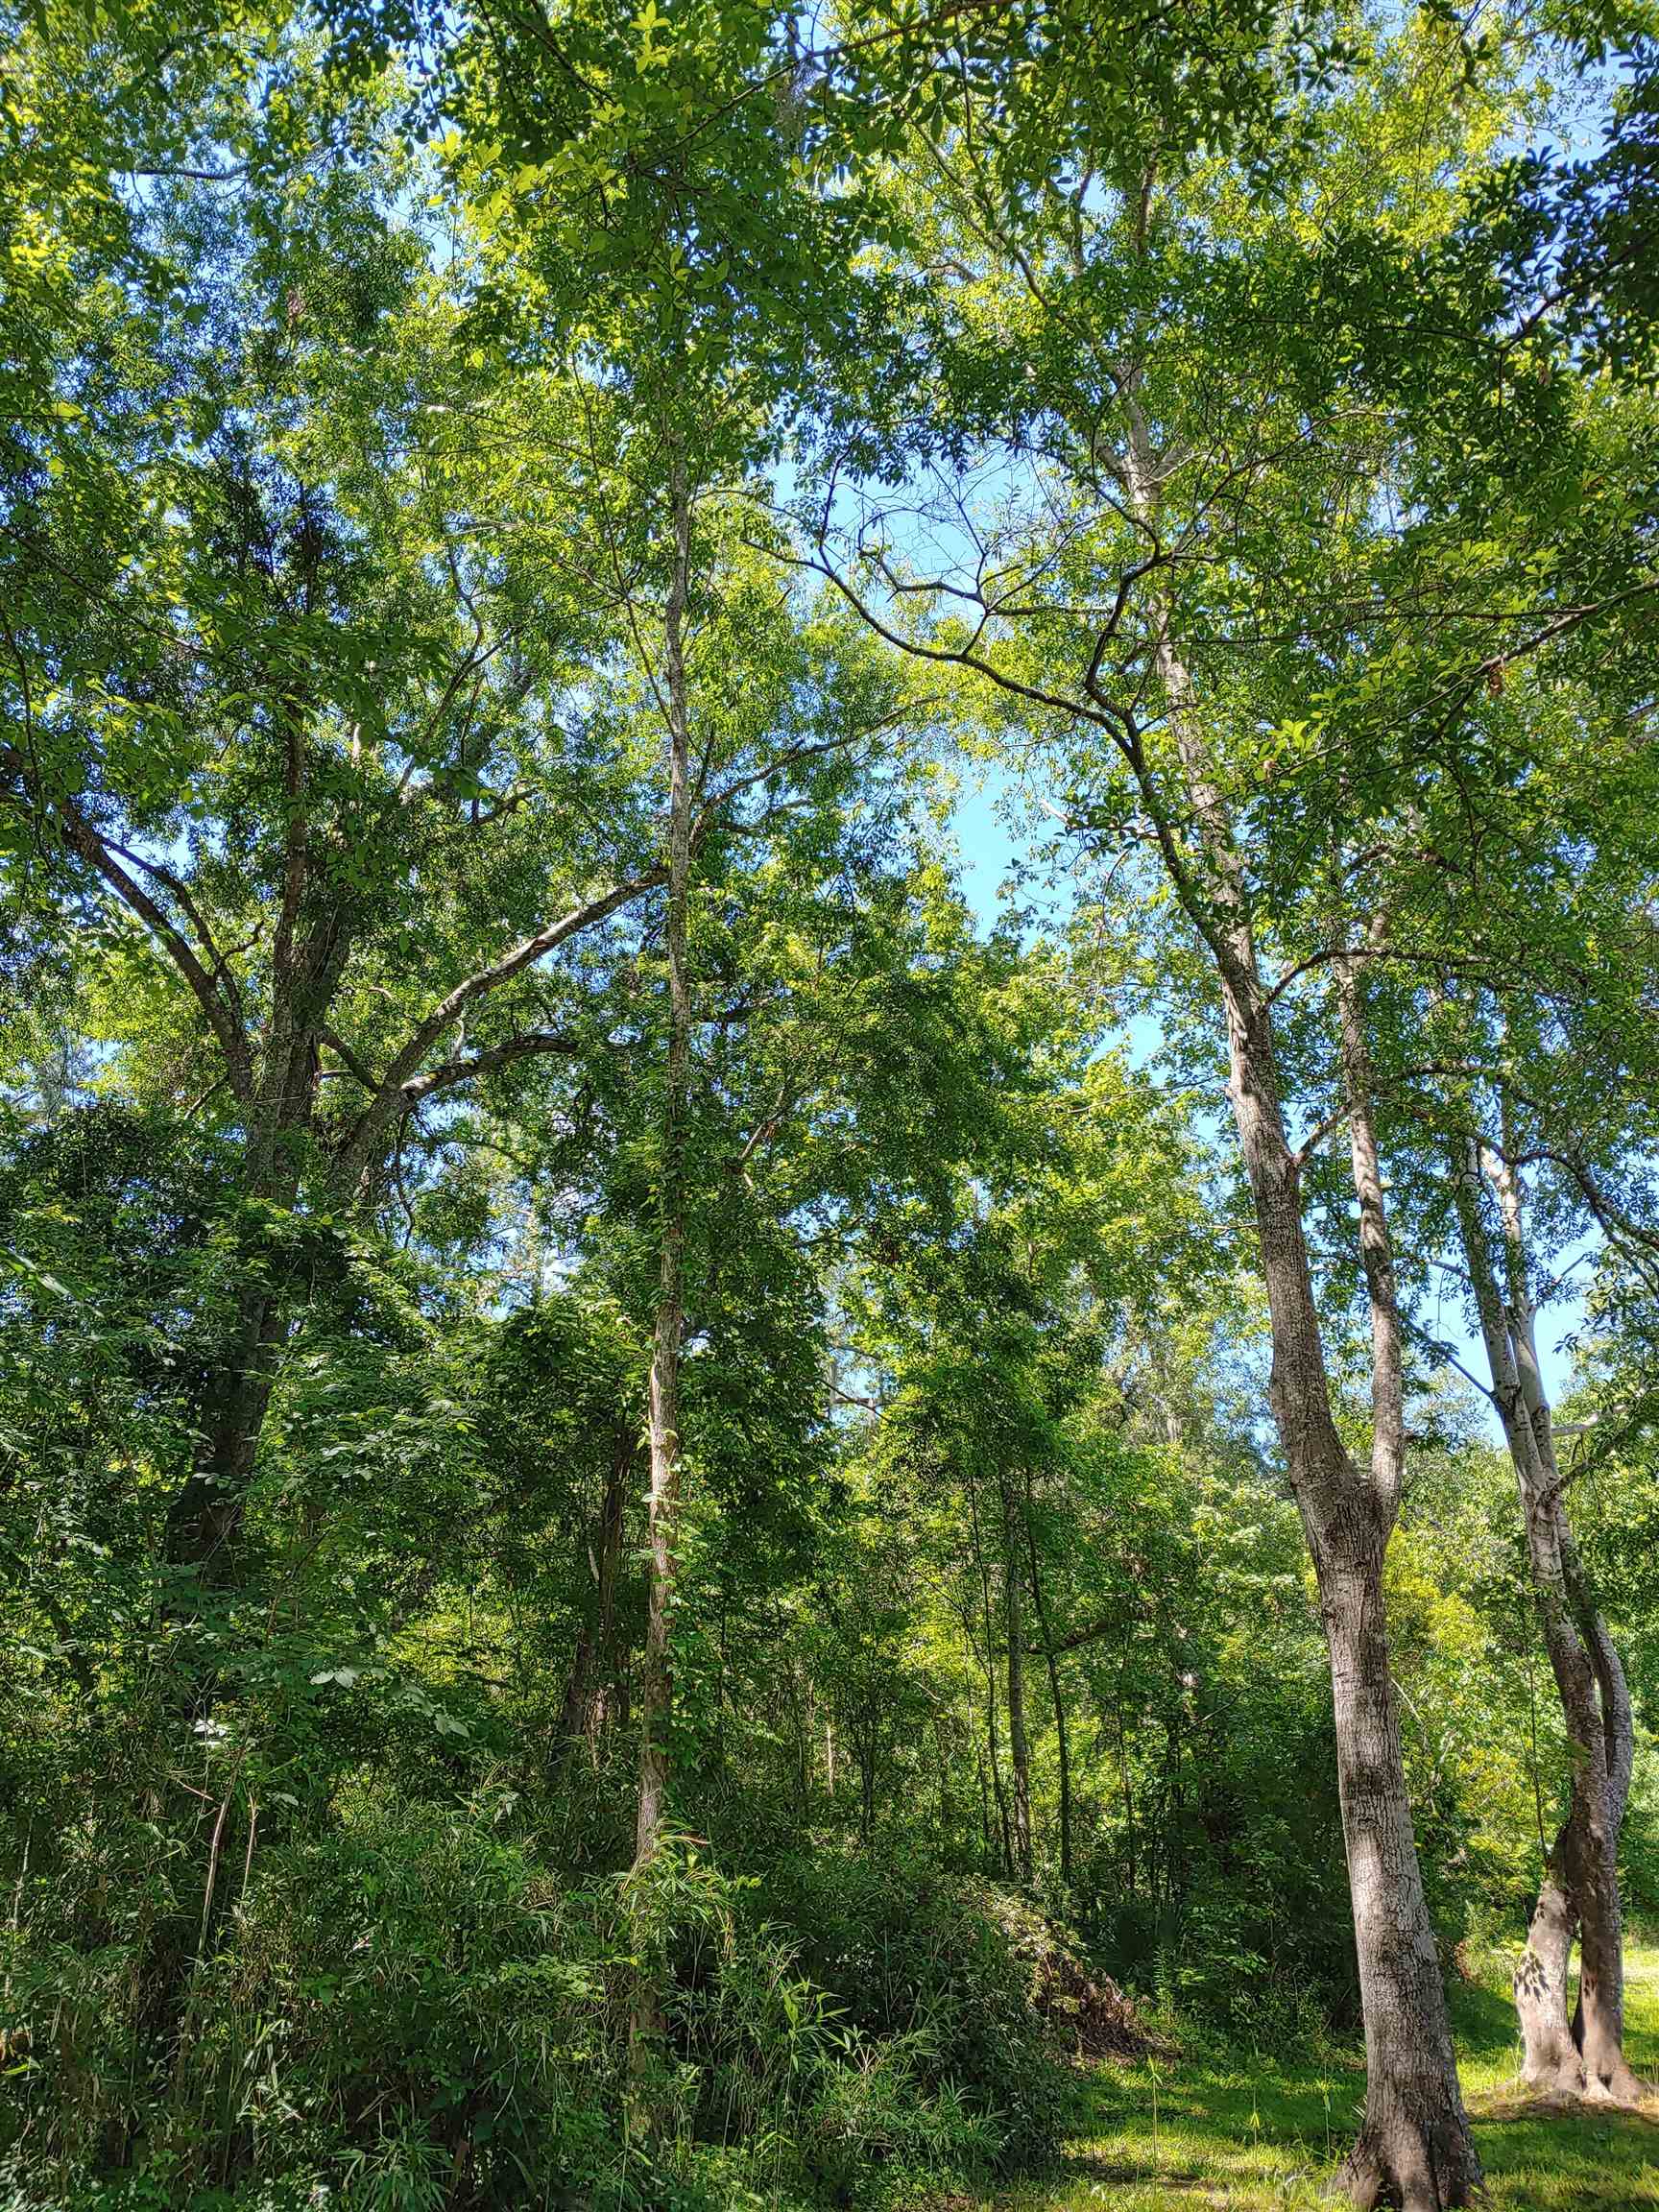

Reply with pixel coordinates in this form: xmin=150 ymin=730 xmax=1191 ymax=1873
xmin=974 ymin=1946 xmax=1659 ymax=2210
xmin=1014 ymin=2023 xmax=1659 ymax=2208
xmin=1064 ymin=2043 xmax=1353 ymax=2203
xmin=1468 ymin=2100 xmax=1659 ymax=2210
xmin=1446 ymin=1970 xmax=1521 ymax=2063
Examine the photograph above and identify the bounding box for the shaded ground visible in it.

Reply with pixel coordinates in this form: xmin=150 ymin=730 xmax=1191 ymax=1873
xmin=955 ymin=1943 xmax=1659 ymax=2211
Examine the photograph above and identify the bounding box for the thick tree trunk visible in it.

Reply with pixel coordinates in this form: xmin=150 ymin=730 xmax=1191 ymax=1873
xmin=1248 ymin=963 xmax=1474 ymax=2205
xmin=164 ymin=1129 xmax=314 ymax=1587
xmin=1572 ymin=1567 xmax=1639 ymax=2099
xmin=1451 ymin=1141 xmax=1640 ymax=2102
xmin=164 ymin=1280 xmax=287 ymax=1582
xmin=1515 ymin=1291 xmax=1638 ymax=2103
xmin=1222 ymin=965 xmax=1478 ymax=2207
xmin=635 ymin=461 xmax=694 ymax=1871
xmin=557 ymin=1431 xmax=630 ymax=1759
xmin=1323 ymin=1535 xmax=1482 ymax=2207
xmin=1575 ymin=1815 xmax=1636 ymax=2101
xmin=162 ymin=851 xmax=352 ymax=1590
xmin=1513 ymin=1866 xmax=1582 ymax=2088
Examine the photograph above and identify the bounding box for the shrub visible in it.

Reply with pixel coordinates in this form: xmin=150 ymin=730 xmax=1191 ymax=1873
xmin=3 ymin=1812 xmax=1067 ymax=2211
xmin=756 ymin=1848 xmax=1070 ymax=2175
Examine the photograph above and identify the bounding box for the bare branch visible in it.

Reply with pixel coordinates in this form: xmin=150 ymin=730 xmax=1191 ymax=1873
xmin=335 ymin=869 xmax=663 ymax=1190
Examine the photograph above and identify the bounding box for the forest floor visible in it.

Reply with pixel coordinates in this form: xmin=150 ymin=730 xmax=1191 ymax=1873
xmin=960 ymin=1943 xmax=1659 ymax=2211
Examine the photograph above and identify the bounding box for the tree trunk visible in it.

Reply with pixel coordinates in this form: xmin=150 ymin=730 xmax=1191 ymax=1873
xmin=1322 ymin=1534 xmax=1481 ymax=2206
xmin=1513 ymin=1865 xmax=1582 ymax=2090
xmin=1451 ymin=1139 xmax=1640 ymax=2102
xmin=1002 ymin=1479 xmax=1034 ymax=1885
xmin=1106 ymin=376 xmax=1479 ymax=2201
xmin=557 ymin=1430 xmax=630 ymax=1760
xmin=969 ymin=1482 xmax=1013 ymax=1876
xmin=1024 ymin=1492 xmax=1072 ymax=1887
xmin=1117 ymin=1696 xmax=1138 ymax=1899
xmin=986 ymin=1669 xmax=1012 ymax=1875
xmin=635 ymin=459 xmax=694 ymax=1871
xmin=163 ymin=856 xmax=353 ymax=1591
xmin=1571 ymin=1563 xmax=1638 ymax=2100
xmin=1219 ymin=953 xmax=1479 ymax=2207
xmin=164 ymin=1279 xmax=288 ymax=1583
xmin=794 ymin=1667 xmax=812 ymax=1812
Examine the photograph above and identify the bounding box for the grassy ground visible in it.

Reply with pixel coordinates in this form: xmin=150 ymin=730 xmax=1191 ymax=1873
xmin=960 ymin=1944 xmax=1659 ymax=2211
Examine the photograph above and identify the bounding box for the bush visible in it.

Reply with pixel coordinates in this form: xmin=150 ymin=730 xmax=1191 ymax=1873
xmin=2 ymin=1811 xmax=1070 ymax=2211
xmin=757 ymin=1848 xmax=1070 ymax=2176
xmin=630 ymin=1835 xmax=1033 ymax=2204
xmin=2 ymin=1805 xmax=626 ymax=2210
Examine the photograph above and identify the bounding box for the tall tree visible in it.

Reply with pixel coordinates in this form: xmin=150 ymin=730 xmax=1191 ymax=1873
xmin=799 ymin=15 xmax=1589 ymax=2194
xmin=636 ymin=459 xmax=694 ymax=1864
xmin=1447 ymin=1140 xmax=1638 ymax=2098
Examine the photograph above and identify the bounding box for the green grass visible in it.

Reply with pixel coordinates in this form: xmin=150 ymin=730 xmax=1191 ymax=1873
xmin=959 ymin=1945 xmax=1659 ymax=2210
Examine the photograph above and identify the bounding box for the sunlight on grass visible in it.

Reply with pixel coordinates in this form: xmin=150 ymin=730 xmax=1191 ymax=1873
xmin=966 ymin=1943 xmax=1659 ymax=2210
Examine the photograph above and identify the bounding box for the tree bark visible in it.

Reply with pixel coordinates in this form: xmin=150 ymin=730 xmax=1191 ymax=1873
xmin=1116 ymin=1695 xmax=1138 ymax=1899
xmin=1451 ymin=1139 xmax=1640 ymax=2102
xmin=161 ymin=767 xmax=357 ymax=1591
xmin=557 ymin=1429 xmax=631 ymax=1760
xmin=635 ymin=458 xmax=694 ymax=1870
xmin=1513 ymin=1865 xmax=1582 ymax=2090
xmin=1322 ymin=1533 xmax=1480 ymax=2206
xmin=164 ymin=1278 xmax=289 ymax=1583
xmin=1107 ymin=391 xmax=1479 ymax=2204
xmin=969 ymin=1477 xmax=1013 ymax=1876
xmin=1571 ymin=1561 xmax=1638 ymax=2098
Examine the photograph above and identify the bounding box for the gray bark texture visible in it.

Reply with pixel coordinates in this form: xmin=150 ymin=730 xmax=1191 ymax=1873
xmin=1112 ymin=389 xmax=1480 ymax=2205
xmin=1451 ymin=1140 xmax=1640 ymax=2103
xmin=1002 ymin=1479 xmax=1034 ymax=1885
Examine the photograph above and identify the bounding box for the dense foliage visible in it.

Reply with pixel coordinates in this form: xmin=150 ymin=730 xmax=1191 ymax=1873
xmin=2 ymin=1 xmax=1657 ymax=2207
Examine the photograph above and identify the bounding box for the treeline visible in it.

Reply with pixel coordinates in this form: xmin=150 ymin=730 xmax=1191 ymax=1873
xmin=2 ymin=2 xmax=1658 ymax=2209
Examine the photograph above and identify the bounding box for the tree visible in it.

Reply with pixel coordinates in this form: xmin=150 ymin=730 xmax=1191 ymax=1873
xmin=798 ymin=17 xmax=1569 ymax=2194
xmin=1446 ymin=1140 xmax=1638 ymax=2098
xmin=1 ymin=60 xmax=680 ymax=1614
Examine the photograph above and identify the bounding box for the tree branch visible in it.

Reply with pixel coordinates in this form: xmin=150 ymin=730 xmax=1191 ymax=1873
xmin=335 ymin=870 xmax=664 ymax=1191
xmin=12 ymin=766 xmax=254 ymax=1105
xmin=397 ymin=1026 xmax=588 ymax=1107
